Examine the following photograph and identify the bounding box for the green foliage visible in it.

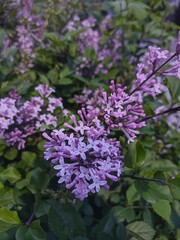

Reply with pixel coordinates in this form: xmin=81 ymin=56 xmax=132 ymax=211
xmin=0 ymin=0 xmax=180 ymax=239
xmin=0 ymin=208 xmax=20 ymax=233
xmin=127 ymin=221 xmax=155 ymax=240
xmin=169 ymin=174 xmax=180 ymax=200
xmin=15 ymin=220 xmax=45 ymax=240
xmin=4 ymin=148 xmax=18 ymax=161
xmin=124 ymin=140 xmax=146 ymax=168
xmin=152 ymin=200 xmax=171 ymax=223
xmin=48 ymin=200 xmax=86 ymax=239
xmin=135 ymin=181 xmax=172 ymax=203
xmin=0 ymin=167 xmax=21 ymax=184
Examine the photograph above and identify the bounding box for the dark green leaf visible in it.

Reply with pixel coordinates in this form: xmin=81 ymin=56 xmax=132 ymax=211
xmin=167 ymin=76 xmax=180 ymax=100
xmin=169 ymin=176 xmax=180 ymax=200
xmin=15 ymin=220 xmax=45 ymax=240
xmin=35 ymin=198 xmax=51 ymax=218
xmin=152 ymin=200 xmax=171 ymax=223
xmin=48 ymin=200 xmax=86 ymax=239
xmin=126 ymin=184 xmax=140 ymax=204
xmin=124 ymin=140 xmax=146 ymax=168
xmin=26 ymin=168 xmax=49 ymax=193
xmin=135 ymin=181 xmax=172 ymax=203
xmin=112 ymin=206 xmax=135 ymax=222
xmin=127 ymin=221 xmax=155 ymax=240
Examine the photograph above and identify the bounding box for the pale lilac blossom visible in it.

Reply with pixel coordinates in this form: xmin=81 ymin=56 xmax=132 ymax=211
xmin=43 ymin=109 xmax=123 ymax=201
xmin=0 ymin=85 xmax=66 ymax=149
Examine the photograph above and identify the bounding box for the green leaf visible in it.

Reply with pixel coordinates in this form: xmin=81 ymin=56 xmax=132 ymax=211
xmin=21 ymin=151 xmax=37 ymax=162
xmin=167 ymin=76 xmax=180 ymax=100
xmin=105 ymin=68 xmax=119 ymax=79
xmin=47 ymin=69 xmax=58 ymax=83
xmin=169 ymin=177 xmax=180 ymax=200
xmin=115 ymin=223 xmax=127 ymax=240
xmin=97 ymin=232 xmax=113 ymax=240
xmin=0 ymin=167 xmax=21 ymax=184
xmin=4 ymin=148 xmax=18 ymax=161
xmin=129 ymin=2 xmax=149 ymax=20
xmin=0 ymin=207 xmax=20 ymax=233
xmin=84 ymin=47 xmax=96 ymax=59
xmin=152 ymin=200 xmax=171 ymax=223
xmin=135 ymin=181 xmax=172 ymax=203
xmin=112 ymin=206 xmax=135 ymax=222
xmin=15 ymin=179 xmax=29 ymax=190
xmin=20 ymin=151 xmax=37 ymax=169
xmin=15 ymin=220 xmax=45 ymax=240
xmin=91 ymin=214 xmax=117 ymax=239
xmin=127 ymin=221 xmax=155 ymax=240
xmin=124 ymin=140 xmax=146 ymax=168
xmin=60 ymin=67 xmax=73 ymax=79
xmin=69 ymin=43 xmax=78 ymax=57
xmin=34 ymin=198 xmax=51 ymax=218
xmin=0 ymin=188 xmax=15 ymax=207
xmin=26 ymin=168 xmax=49 ymax=194
xmin=48 ymin=200 xmax=86 ymax=239
xmin=58 ymin=77 xmax=73 ymax=85
xmin=126 ymin=184 xmax=140 ymax=204
xmin=110 ymin=193 xmax=121 ymax=204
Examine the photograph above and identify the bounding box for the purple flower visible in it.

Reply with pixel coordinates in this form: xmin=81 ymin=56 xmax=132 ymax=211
xmin=43 ymin=109 xmax=123 ymax=201
xmin=0 ymin=85 xmax=66 ymax=149
xmin=35 ymin=84 xmax=55 ymax=98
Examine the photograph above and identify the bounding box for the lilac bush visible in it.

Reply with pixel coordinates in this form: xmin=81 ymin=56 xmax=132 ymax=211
xmin=1 ymin=0 xmax=45 ymax=73
xmin=64 ymin=14 xmax=122 ymax=77
xmin=1 ymin=2 xmax=180 ymax=238
xmin=0 ymin=84 xmax=66 ymax=149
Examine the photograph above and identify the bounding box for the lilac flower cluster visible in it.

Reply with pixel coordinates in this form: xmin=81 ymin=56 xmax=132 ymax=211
xmin=0 ymin=84 xmax=66 ymax=149
xmin=43 ymin=109 xmax=123 ymax=200
xmin=3 ymin=0 xmax=45 ymax=73
xmin=132 ymin=43 xmax=180 ymax=101
xmin=132 ymin=46 xmax=170 ymax=99
xmin=43 ymin=80 xmax=147 ymax=200
xmin=65 ymin=15 xmax=122 ymax=77
xmin=75 ymin=81 xmax=146 ymax=143
xmin=74 ymin=88 xmax=105 ymax=111
xmin=100 ymin=81 xmax=146 ymax=142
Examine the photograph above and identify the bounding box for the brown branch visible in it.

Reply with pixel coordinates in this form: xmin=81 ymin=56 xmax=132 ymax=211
xmin=121 ymin=174 xmax=166 ymax=185
xmin=140 ymin=105 xmax=180 ymax=122
xmin=129 ymin=52 xmax=177 ymax=96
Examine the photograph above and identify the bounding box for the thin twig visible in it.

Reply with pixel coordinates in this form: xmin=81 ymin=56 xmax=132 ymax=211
xmin=121 ymin=174 xmax=167 ymax=185
xmin=129 ymin=52 xmax=177 ymax=96
xmin=139 ymin=105 xmax=180 ymax=122
xmin=25 ymin=212 xmax=34 ymax=226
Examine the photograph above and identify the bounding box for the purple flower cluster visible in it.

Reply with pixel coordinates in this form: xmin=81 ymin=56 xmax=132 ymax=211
xmin=65 ymin=15 xmax=122 ymax=77
xmin=75 ymin=81 xmax=146 ymax=143
xmin=132 ymin=46 xmax=170 ymax=99
xmin=132 ymin=42 xmax=180 ymax=101
xmin=0 ymin=84 xmax=66 ymax=149
xmin=43 ymin=109 xmax=123 ymax=200
xmin=100 ymin=81 xmax=146 ymax=143
xmin=43 ymin=32 xmax=180 ymax=200
xmin=3 ymin=0 xmax=45 ymax=73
